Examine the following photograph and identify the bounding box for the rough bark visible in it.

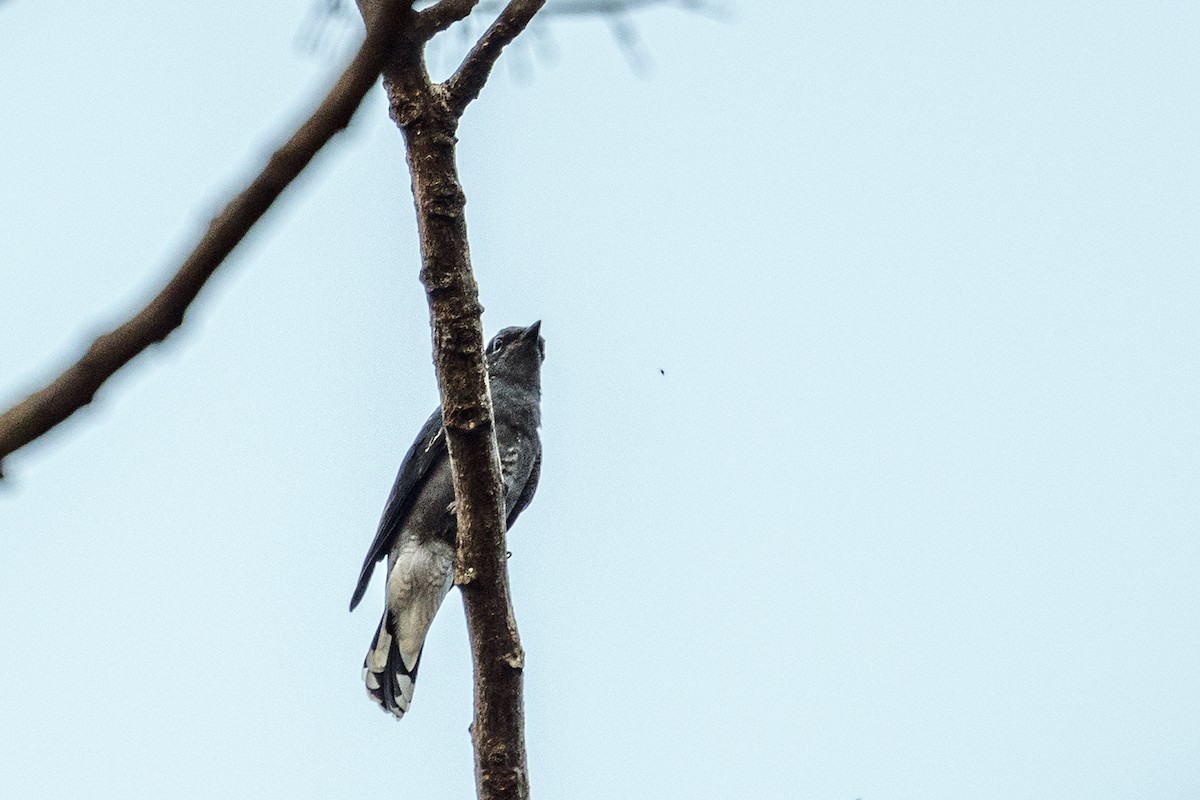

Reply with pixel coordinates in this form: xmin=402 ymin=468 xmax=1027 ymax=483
xmin=380 ymin=2 xmax=544 ymax=790
xmin=401 ymin=99 xmax=531 ymax=800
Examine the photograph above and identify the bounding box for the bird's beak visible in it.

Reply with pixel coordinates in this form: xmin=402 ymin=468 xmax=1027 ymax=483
xmin=522 ymin=320 xmax=542 ymax=341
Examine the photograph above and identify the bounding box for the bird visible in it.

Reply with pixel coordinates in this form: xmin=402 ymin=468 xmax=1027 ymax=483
xmin=350 ymin=321 xmax=545 ymax=719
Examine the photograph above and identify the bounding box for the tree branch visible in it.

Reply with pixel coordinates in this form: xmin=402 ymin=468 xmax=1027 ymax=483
xmin=444 ymin=0 xmax=547 ymax=115
xmin=375 ymin=1 xmax=544 ymax=795
xmin=0 ymin=3 xmax=410 ymax=475
xmin=387 ymin=62 xmax=534 ymax=796
xmin=478 ymin=0 xmax=728 ymax=16
xmin=417 ymin=0 xmax=482 ymax=38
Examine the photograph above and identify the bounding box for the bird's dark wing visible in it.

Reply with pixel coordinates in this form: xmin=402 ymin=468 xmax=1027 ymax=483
xmin=506 ymin=442 xmax=542 ymax=528
xmin=349 ymin=407 xmax=448 ymax=611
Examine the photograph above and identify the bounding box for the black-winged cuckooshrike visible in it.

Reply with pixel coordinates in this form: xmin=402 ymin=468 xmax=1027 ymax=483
xmin=349 ymin=321 xmax=545 ymax=719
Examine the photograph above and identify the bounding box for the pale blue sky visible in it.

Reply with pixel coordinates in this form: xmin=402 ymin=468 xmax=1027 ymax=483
xmin=2 ymin=2 xmax=1199 ymax=798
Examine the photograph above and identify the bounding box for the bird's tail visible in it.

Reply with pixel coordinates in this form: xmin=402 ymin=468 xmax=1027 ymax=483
xmin=363 ymin=614 xmax=422 ymax=719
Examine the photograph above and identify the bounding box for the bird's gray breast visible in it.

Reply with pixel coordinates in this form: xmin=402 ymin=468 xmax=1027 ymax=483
xmin=493 ymin=392 xmax=541 ymax=510
xmin=388 ymin=455 xmax=458 ymax=558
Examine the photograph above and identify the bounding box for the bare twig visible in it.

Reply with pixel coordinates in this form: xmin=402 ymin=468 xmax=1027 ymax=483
xmin=331 ymin=0 xmax=723 ymax=18
xmin=417 ymin=0 xmax=482 ymax=38
xmin=477 ymin=0 xmax=729 ymax=19
xmin=0 ymin=4 xmax=410 ymax=474
xmin=444 ymin=0 xmax=547 ymax=114
xmin=605 ymin=13 xmax=652 ymax=74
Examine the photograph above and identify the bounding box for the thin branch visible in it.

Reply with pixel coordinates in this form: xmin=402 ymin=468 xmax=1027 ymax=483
xmin=443 ymin=0 xmax=547 ymax=115
xmin=0 ymin=3 xmax=410 ymax=474
xmin=417 ymin=0 xmax=482 ymax=38
xmin=605 ymin=12 xmax=652 ymax=74
xmin=478 ymin=0 xmax=730 ymax=19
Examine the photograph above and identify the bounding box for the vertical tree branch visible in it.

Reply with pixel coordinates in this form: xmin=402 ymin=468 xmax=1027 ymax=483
xmin=378 ymin=3 xmax=544 ymax=797
xmin=404 ymin=104 xmax=531 ymax=795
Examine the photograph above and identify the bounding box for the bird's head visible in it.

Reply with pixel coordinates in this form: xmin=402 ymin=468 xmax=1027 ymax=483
xmin=486 ymin=321 xmax=544 ymax=388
